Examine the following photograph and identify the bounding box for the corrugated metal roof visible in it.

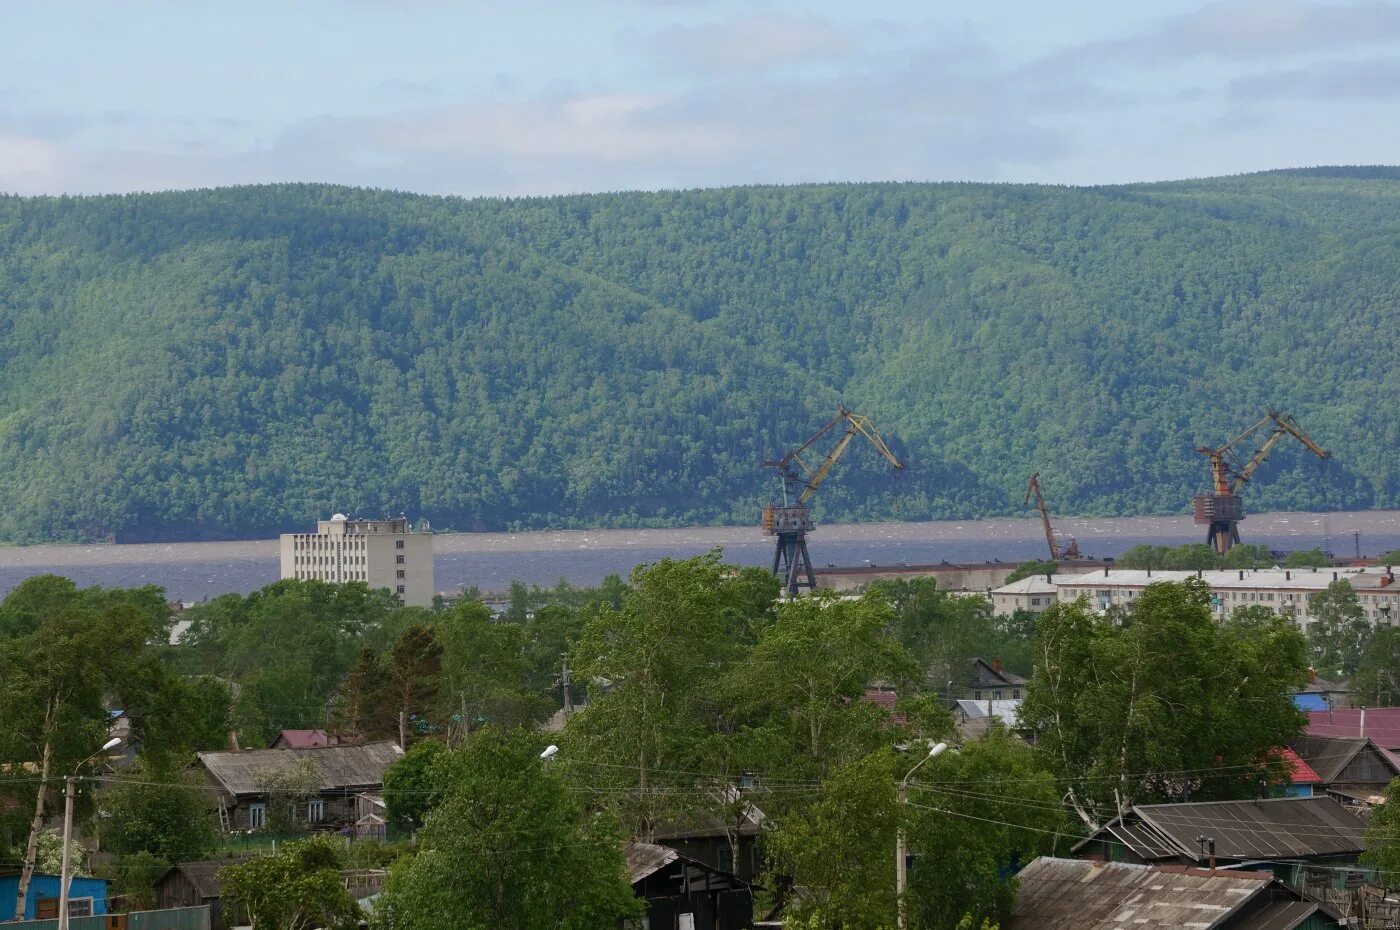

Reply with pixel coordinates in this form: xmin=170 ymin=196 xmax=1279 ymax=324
xmin=953 ymin=699 xmax=1021 ymax=726
xmin=1308 ymin=708 xmax=1400 ymax=749
xmin=1006 ymin=857 xmax=1273 ymax=930
xmin=1230 ymin=901 xmax=1324 ymax=930
xmin=1290 ymin=734 xmax=1367 ymax=784
xmin=197 ymin=741 xmax=403 ymax=796
xmin=1277 ymin=747 xmax=1322 ymax=786
xmin=271 ymin=729 xmax=336 ymax=748
xmin=1134 ymin=796 xmax=1367 ymax=860
xmin=624 ymin=841 xmax=679 ymax=883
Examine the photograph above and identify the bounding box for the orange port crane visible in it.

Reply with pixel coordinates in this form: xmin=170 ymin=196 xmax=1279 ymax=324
xmin=1194 ymin=411 xmax=1331 ymax=555
xmin=1025 ymin=473 xmax=1081 ymax=560
xmin=761 ymin=407 xmax=904 ymax=595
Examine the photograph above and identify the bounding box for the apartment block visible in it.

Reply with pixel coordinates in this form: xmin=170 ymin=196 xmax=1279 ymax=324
xmin=280 ymin=514 xmax=434 ymax=607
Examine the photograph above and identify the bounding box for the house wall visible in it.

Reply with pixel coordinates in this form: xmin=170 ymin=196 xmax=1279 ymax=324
xmin=1336 ymin=748 xmax=1398 ymax=786
xmin=223 ymin=792 xmax=360 ymax=831
xmin=0 ymin=875 xmax=108 ymax=920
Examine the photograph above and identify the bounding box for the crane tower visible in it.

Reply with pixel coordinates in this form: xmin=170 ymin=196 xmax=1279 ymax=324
xmin=1194 ymin=411 xmax=1331 ymax=555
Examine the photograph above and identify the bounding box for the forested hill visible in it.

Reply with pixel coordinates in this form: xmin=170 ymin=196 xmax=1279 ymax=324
xmin=1 ymin=169 xmax=1398 ymax=543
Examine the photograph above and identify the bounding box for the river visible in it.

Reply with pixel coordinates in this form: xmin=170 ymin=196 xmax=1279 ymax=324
xmin=0 ymin=510 xmax=1396 ymax=602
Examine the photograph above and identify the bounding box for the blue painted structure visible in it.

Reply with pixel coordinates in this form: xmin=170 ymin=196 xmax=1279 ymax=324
xmin=0 ymin=873 xmax=108 ymax=920
xmin=1294 ymin=693 xmax=1328 ymax=711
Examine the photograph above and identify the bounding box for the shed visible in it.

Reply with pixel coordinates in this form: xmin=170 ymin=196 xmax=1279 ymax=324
xmin=1006 ymin=857 xmax=1344 ymax=930
xmin=155 ymin=858 xmax=249 ymax=930
xmin=1290 ymin=734 xmax=1400 ymax=793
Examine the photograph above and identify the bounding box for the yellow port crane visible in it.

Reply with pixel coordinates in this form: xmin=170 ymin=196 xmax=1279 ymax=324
xmin=761 ymin=406 xmax=904 ymax=595
xmin=1194 ymin=410 xmax=1331 ymax=555
xmin=1025 ymin=473 xmax=1081 ymax=560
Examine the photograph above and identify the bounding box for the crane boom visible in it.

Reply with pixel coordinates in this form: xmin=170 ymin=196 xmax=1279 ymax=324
xmin=1024 ymin=473 xmax=1080 ymax=560
xmin=1194 ymin=410 xmax=1331 ymax=555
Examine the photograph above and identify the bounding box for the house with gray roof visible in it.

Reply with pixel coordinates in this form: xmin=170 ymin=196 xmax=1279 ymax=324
xmin=1007 ymin=858 xmax=1345 ymax=930
xmin=196 ymin=740 xmax=402 ymax=832
xmin=1074 ymin=796 xmax=1372 ymax=893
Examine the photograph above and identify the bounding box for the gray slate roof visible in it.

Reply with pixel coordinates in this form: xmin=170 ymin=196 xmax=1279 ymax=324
xmin=625 ymin=841 xmax=680 ymax=883
xmin=197 ymin=741 xmax=403 ymax=797
xmin=1006 ymin=858 xmax=1326 ymax=930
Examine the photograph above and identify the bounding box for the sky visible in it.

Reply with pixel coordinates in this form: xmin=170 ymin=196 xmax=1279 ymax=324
xmin=4 ymin=0 xmax=1400 ymax=197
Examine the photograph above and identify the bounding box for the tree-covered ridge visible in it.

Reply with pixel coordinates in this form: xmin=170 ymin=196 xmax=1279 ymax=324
xmin=1 ymin=171 xmax=1397 ymax=542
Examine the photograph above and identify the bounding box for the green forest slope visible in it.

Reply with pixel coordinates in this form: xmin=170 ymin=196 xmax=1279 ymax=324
xmin=1 ymin=168 xmax=1397 ymax=542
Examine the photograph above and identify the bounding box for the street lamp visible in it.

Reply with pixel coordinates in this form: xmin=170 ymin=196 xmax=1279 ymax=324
xmin=58 ymin=737 xmax=121 ymax=930
xmin=540 ymin=744 xmax=559 ymax=761
xmin=897 ymin=741 xmax=947 ymax=930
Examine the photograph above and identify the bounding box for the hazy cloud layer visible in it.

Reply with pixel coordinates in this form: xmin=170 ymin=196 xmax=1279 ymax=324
xmin=4 ymin=0 xmax=1400 ymax=195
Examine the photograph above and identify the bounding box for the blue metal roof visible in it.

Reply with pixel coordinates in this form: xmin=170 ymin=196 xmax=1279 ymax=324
xmin=1294 ymin=693 xmax=1328 ymax=711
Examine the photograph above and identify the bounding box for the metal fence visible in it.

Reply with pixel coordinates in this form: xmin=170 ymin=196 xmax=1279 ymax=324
xmin=5 ymin=905 xmax=211 ymax=930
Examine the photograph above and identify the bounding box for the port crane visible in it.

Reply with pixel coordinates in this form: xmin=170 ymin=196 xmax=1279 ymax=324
xmin=1025 ymin=473 xmax=1081 ymax=560
xmin=1194 ymin=411 xmax=1331 ymax=555
xmin=761 ymin=407 xmax=904 ymax=595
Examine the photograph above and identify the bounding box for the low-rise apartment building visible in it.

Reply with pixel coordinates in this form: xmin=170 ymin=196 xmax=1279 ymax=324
xmin=280 ymin=514 xmax=434 ymax=607
xmin=992 ymin=565 xmax=1399 ymax=631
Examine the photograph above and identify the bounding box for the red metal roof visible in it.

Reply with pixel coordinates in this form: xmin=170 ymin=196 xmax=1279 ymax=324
xmin=1276 ymin=746 xmax=1321 ymax=785
xmin=861 ymin=688 xmax=907 ymax=725
xmin=1307 ymin=708 xmax=1400 ymax=749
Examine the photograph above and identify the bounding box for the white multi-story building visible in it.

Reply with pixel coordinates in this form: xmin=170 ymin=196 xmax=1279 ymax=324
xmin=992 ymin=565 xmax=1399 ymax=632
xmin=280 ymin=515 xmax=434 ymax=607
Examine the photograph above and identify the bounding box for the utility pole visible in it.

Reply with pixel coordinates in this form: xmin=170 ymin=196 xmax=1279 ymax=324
xmin=1353 ymin=531 xmax=1362 ymax=560
xmin=398 ymin=711 xmax=407 ymax=750
xmin=560 ymin=655 xmax=574 ymax=717
xmin=58 ymin=777 xmax=75 ymax=930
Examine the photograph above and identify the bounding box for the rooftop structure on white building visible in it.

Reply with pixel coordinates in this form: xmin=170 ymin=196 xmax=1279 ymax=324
xmin=992 ymin=564 xmax=1399 ymax=631
xmin=279 ymin=513 xmax=434 ymax=607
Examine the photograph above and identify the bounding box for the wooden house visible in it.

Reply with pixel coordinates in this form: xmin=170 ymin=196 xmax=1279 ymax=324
xmin=196 ymin=741 xmax=402 ymax=831
xmin=626 ymin=841 xmax=754 ymax=930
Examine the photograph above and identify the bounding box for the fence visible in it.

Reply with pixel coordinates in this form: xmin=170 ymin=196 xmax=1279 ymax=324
xmin=5 ymin=905 xmax=210 ymax=930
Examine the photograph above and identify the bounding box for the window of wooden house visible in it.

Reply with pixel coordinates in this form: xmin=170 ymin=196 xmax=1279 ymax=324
xmin=248 ymin=803 xmax=267 ymax=829
xmin=308 ymin=798 xmax=325 ymax=823
xmin=66 ymin=898 xmax=93 ymax=918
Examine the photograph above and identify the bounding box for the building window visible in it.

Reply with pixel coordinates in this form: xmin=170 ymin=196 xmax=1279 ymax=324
xmin=308 ymin=798 xmax=325 ymax=822
xmin=66 ymin=899 xmax=93 ymax=918
xmin=396 ymin=585 xmax=406 ymax=595
xmin=248 ymin=803 xmax=267 ymax=829
xmin=396 ymin=570 xmax=405 ymax=579
xmin=396 ymin=540 xmax=405 ymax=549
xmin=397 ymin=555 xmax=405 ymax=564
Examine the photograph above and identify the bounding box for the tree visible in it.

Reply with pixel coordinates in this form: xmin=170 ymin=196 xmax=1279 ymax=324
xmin=764 ymin=751 xmax=901 ymax=930
xmin=0 ymin=577 xmax=173 ymax=919
xmin=255 ymin=759 xmax=322 ymax=834
xmin=374 ymin=728 xmax=640 ymax=930
xmin=727 ymin=591 xmax=919 ymax=776
xmin=565 ymin=553 xmax=757 ymax=837
xmin=1381 ymin=550 xmax=1400 ymax=566
xmin=904 ymin=732 xmax=1067 ymax=930
xmin=1002 ymin=560 xmax=1059 ymax=585
xmin=436 ymin=602 xmax=551 ymax=740
xmin=382 ymin=739 xmax=448 ymax=830
xmin=330 ymin=646 xmax=393 ymax=742
xmin=385 ymin=624 xmax=442 ymax=747
xmin=1282 ymin=548 xmax=1331 ymax=568
xmin=220 ymin=835 xmax=361 ymax=930
xmin=1306 ymin=580 xmax=1372 ymax=678
xmin=1350 ymin=628 xmax=1400 ymax=705
xmin=1363 ymin=777 xmax=1400 ymax=888
xmin=99 ymin=758 xmax=217 ymax=863
xmin=1020 ymin=580 xmax=1306 ymax=825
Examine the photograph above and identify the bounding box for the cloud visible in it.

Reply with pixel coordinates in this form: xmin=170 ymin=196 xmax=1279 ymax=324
xmin=0 ymin=135 xmax=66 ymax=194
xmin=640 ymin=13 xmax=856 ymax=74
xmin=1063 ymin=0 xmax=1400 ymax=67
xmin=1228 ymin=56 xmax=1400 ymax=100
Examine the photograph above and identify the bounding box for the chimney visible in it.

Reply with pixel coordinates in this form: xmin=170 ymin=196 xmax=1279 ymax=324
xmin=1197 ymin=569 xmax=1202 ymax=578
xmin=1361 ymin=706 xmax=1366 ymax=739
xmin=1333 ymin=571 xmax=1338 ymax=581
xmin=1239 ymin=570 xmax=1245 ymax=581
xmin=1045 ymin=572 xmax=1053 ymax=584
xmin=1382 ymin=575 xmax=1393 ymax=588
xmin=1104 ymin=566 xmax=1110 ymax=577
xmin=1307 ymin=667 xmax=1316 ymax=683
xmin=1286 ymin=571 xmax=1291 ymax=581
xmin=992 ymin=658 xmax=1002 ymax=673
xmin=1147 ymin=568 xmax=1152 ymax=578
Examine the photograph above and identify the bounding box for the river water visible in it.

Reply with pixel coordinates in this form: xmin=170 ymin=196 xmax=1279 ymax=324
xmin=0 ymin=510 xmax=1396 ymax=602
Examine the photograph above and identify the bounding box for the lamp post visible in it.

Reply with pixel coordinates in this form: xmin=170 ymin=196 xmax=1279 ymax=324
xmin=58 ymin=737 xmax=121 ymax=930
xmin=897 ymin=741 xmax=947 ymax=930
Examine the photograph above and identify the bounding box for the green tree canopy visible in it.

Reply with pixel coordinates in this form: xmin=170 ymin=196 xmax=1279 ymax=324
xmin=1306 ymin=580 xmax=1373 ymax=678
xmin=375 ymin=728 xmax=640 ymax=930
xmin=220 ymin=836 xmax=361 ymax=930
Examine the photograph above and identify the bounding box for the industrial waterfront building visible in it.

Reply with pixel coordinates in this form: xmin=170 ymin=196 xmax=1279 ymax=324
xmin=992 ymin=565 xmax=1399 ymax=631
xmin=279 ymin=515 xmax=434 ymax=607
